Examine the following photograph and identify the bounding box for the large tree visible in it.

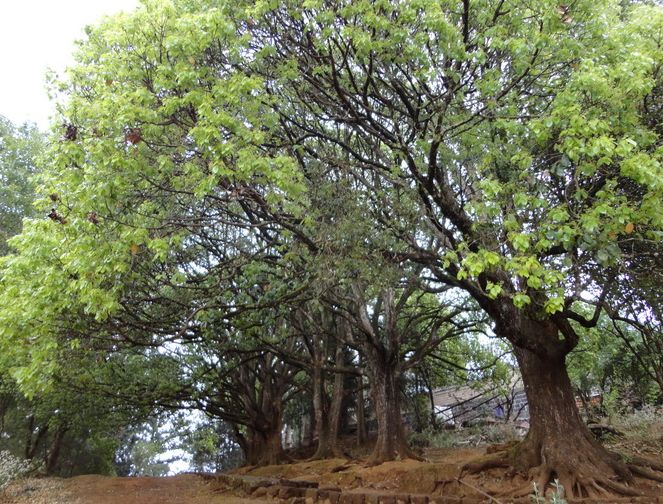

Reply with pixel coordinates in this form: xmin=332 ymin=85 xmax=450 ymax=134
xmin=244 ymin=0 xmax=663 ymax=496
xmin=0 ymin=116 xmax=150 ymax=476
xmin=0 ymin=0 xmax=662 ymax=496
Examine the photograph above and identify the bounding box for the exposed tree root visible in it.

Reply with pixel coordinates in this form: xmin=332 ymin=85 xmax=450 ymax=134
xmin=402 ymin=448 xmax=426 ymax=463
xmin=628 ymin=454 xmax=663 ymax=472
xmin=366 ymin=442 xmax=425 ymax=466
xmin=628 ymin=463 xmax=663 ymax=483
xmin=329 ymin=463 xmax=353 ymax=473
xmin=461 ymin=437 xmax=663 ymax=500
xmin=597 ymin=477 xmax=642 ymax=497
xmin=461 ymin=450 xmax=512 ymax=473
xmin=365 ymin=452 xmax=425 ymax=466
xmin=456 ymin=478 xmax=505 ymax=503
xmin=486 ymin=441 xmax=519 ymax=454
xmin=308 ymin=447 xmax=348 ymax=462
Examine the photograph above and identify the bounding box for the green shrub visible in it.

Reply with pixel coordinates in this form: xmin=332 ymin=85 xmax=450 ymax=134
xmin=0 ymin=451 xmax=32 ymax=491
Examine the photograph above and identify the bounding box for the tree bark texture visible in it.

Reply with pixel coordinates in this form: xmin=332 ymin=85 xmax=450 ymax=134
xmin=465 ymin=319 xmax=657 ymax=498
xmin=365 ymin=348 xmax=413 ymax=464
xmin=310 ymin=343 xmax=346 ymax=459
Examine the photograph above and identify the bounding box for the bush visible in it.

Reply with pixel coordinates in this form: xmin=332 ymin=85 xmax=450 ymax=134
xmin=611 ymin=405 xmax=662 ymax=432
xmin=0 ymin=451 xmax=32 ymax=491
xmin=604 ymin=406 xmax=663 ymax=457
xmin=407 ymin=430 xmax=432 ymax=448
xmin=416 ymin=422 xmax=524 ymax=449
xmin=406 ymin=427 xmax=463 ymax=449
xmin=483 ymin=423 xmax=522 ymax=444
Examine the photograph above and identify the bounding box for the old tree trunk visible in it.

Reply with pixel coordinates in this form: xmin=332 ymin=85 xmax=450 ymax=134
xmin=366 ymin=351 xmax=411 ymax=464
xmin=465 ymin=316 xmax=663 ymax=498
xmin=350 ymin=286 xmax=422 ymax=464
xmin=244 ymin=419 xmax=285 ymax=467
xmin=232 ymin=355 xmax=293 ymax=467
xmin=310 ymin=343 xmax=346 ymax=460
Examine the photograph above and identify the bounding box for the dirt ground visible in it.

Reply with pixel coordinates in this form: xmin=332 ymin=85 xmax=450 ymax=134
xmin=2 ymin=443 xmax=662 ymax=503
xmin=235 ymin=444 xmax=663 ymax=502
xmin=0 ymin=474 xmax=271 ymax=504
xmin=234 ymin=448 xmax=485 ymax=494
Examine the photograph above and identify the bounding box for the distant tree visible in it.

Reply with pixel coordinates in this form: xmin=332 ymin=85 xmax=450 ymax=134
xmin=0 ymin=116 xmax=43 ymax=254
xmin=565 ymin=316 xmax=659 ymax=421
xmin=181 ymin=417 xmax=244 ymax=473
xmin=0 ymin=366 xmax=151 ymax=477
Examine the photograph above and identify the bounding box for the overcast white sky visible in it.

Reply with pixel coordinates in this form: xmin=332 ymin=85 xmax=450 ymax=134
xmin=0 ymin=0 xmax=139 ymax=129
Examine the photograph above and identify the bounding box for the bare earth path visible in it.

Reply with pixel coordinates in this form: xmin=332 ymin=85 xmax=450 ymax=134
xmin=1 ymin=474 xmax=269 ymax=504
xmin=2 ymin=442 xmax=662 ymax=504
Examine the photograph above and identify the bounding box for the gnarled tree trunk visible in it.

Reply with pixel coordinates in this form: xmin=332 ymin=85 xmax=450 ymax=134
xmin=24 ymin=415 xmax=49 ymax=460
xmin=348 ymin=285 xmax=424 ymax=464
xmin=365 ymin=350 xmax=413 ymax=464
xmin=465 ymin=320 xmax=661 ymax=498
xmin=327 ymin=345 xmax=345 ymax=454
xmin=46 ymin=425 xmax=67 ymax=475
xmin=310 ymin=362 xmax=329 ymax=458
xmin=240 ymin=389 xmax=287 ymax=467
xmin=310 ymin=344 xmax=346 ymax=459
xmin=232 ymin=353 xmax=293 ymax=467
xmin=244 ymin=422 xmax=286 ymax=466
xmin=512 ymin=346 xmax=635 ymax=496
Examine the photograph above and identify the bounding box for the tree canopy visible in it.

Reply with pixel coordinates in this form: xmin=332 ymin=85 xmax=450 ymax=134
xmin=1 ymin=0 xmax=662 ymax=497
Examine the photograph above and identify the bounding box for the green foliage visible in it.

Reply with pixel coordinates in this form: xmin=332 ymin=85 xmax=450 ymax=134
xmin=0 ymin=451 xmax=33 ymax=491
xmin=0 ymin=0 xmax=308 ymax=393
xmin=0 ymin=117 xmax=43 ymax=255
xmin=419 ymin=423 xmax=523 ymax=449
xmin=606 ymin=406 xmax=663 ymax=456
xmin=0 ymin=368 xmax=153 ymax=477
xmin=178 ymin=416 xmax=244 ymax=472
xmin=114 ymin=419 xmax=176 ymax=477
xmin=567 ymin=313 xmax=662 ymax=412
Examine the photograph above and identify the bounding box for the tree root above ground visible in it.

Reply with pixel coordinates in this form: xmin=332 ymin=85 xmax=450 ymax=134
xmin=365 ymin=447 xmax=425 ymax=466
xmin=461 ymin=441 xmax=663 ymax=500
xmin=308 ymin=447 xmax=348 ymax=462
